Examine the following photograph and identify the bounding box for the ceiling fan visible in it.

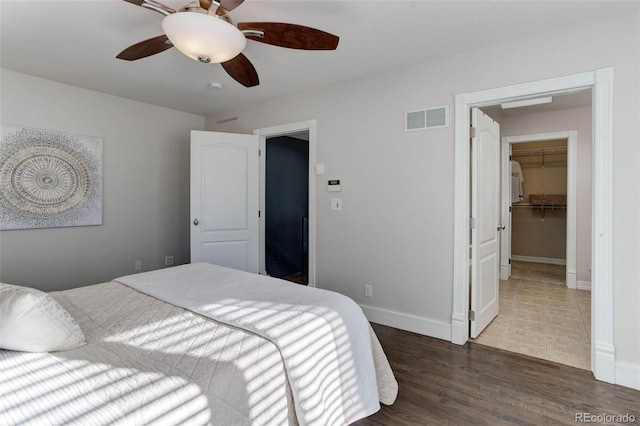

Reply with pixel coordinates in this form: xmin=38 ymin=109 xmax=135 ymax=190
xmin=117 ymin=0 xmax=340 ymax=87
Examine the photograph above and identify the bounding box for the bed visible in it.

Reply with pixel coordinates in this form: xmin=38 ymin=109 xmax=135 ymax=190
xmin=0 ymin=263 xmax=397 ymax=425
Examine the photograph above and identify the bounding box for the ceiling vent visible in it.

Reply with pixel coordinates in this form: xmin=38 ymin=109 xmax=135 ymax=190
xmin=405 ymin=105 xmax=449 ymax=131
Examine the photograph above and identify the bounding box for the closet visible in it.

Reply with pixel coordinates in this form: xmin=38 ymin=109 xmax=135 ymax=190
xmin=511 ymin=139 xmax=567 ymax=264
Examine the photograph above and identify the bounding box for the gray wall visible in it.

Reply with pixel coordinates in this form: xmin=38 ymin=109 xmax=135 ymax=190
xmin=0 ymin=70 xmax=205 ymax=291
xmin=205 ymin=14 xmax=639 ymax=367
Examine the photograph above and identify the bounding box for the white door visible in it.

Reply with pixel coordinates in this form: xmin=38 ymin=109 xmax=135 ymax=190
xmin=470 ymin=108 xmax=501 ymax=338
xmin=191 ymin=130 xmax=259 ymax=273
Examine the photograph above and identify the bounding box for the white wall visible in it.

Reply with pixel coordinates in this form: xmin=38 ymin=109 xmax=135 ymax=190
xmin=0 ymin=70 xmax=205 ymax=291
xmin=500 ymin=107 xmax=592 ymax=283
xmin=205 ymin=14 xmax=640 ymax=377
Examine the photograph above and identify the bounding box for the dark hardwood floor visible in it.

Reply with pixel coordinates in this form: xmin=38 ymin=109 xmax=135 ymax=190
xmin=356 ymin=323 xmax=640 ymax=425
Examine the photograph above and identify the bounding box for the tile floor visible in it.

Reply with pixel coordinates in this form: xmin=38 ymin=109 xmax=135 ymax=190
xmin=471 ymin=261 xmax=592 ymax=370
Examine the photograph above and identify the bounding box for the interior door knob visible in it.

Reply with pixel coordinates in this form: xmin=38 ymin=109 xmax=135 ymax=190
xmin=497 ymin=224 xmax=505 ymax=231
xmin=193 ymin=218 xmax=199 ymax=226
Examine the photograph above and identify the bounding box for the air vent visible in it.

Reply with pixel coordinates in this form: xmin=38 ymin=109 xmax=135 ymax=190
xmin=217 ymin=116 xmax=238 ymax=124
xmin=405 ymin=105 xmax=449 ymax=131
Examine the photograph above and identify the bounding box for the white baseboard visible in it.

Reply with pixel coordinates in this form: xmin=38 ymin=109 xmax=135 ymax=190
xmin=566 ymin=272 xmax=577 ymax=289
xmin=512 ymin=255 xmax=566 ymax=265
xmin=499 ymin=265 xmax=510 ymax=281
xmin=616 ymin=362 xmax=640 ymax=390
xmin=360 ymin=304 xmax=451 ymax=342
xmin=577 ymin=280 xmax=592 ymax=291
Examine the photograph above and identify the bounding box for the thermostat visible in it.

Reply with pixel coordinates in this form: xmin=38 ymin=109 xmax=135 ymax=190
xmin=328 ymin=179 xmax=341 ymax=192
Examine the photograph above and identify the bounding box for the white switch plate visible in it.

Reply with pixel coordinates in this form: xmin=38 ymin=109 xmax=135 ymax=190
xmin=330 ymin=198 xmax=342 ymax=211
xmin=315 ymin=163 xmax=325 ymax=175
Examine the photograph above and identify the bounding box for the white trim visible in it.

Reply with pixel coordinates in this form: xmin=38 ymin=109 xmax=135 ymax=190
xmin=501 ymin=130 xmax=577 ymax=290
xmin=511 ymin=255 xmax=566 ymax=266
xmin=500 ymin=143 xmax=512 ymax=281
xmin=452 ymin=68 xmax=615 ymax=385
xmin=577 ymin=280 xmax=592 ymax=291
xmin=360 ymin=304 xmax=451 ymax=341
xmin=615 ymin=362 xmax=640 ymax=391
xmin=591 ymin=68 xmax=615 ymax=383
xmin=254 ymin=120 xmax=317 ymax=287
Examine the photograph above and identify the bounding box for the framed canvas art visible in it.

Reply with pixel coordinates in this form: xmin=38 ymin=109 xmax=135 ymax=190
xmin=0 ymin=124 xmax=103 ymax=230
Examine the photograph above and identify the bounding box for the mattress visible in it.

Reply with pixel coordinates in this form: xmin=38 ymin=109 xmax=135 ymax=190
xmin=0 ymin=282 xmax=298 ymax=425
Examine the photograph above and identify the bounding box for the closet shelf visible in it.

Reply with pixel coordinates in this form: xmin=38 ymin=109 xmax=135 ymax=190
xmin=514 ymin=194 xmax=567 ymax=219
xmin=511 ymin=146 xmax=567 ymax=157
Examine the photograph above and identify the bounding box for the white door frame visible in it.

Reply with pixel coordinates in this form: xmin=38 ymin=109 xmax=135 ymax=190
xmin=255 ymin=120 xmax=317 ymax=287
xmin=501 ymin=131 xmax=578 ymax=289
xmin=452 ymin=68 xmax=615 ymax=384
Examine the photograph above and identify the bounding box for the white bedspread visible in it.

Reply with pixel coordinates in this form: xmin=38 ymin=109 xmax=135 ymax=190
xmin=114 ymin=263 xmax=397 ymax=426
xmin=1 ymin=282 xmax=298 ymax=425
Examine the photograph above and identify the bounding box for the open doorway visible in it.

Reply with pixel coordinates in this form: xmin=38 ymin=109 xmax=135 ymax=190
xmin=255 ymin=120 xmax=317 ymax=287
xmin=499 ymin=131 xmax=578 ymax=290
xmin=265 ymin=133 xmax=309 ymax=284
xmin=510 ymin=139 xmax=569 ymax=271
xmin=452 ymin=68 xmax=615 ymax=383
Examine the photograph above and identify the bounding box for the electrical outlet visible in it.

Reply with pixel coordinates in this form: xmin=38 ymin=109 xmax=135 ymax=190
xmin=364 ymin=284 xmax=373 ymax=298
xmin=134 ymin=260 xmax=142 ymax=271
xmin=164 ymin=256 xmax=174 ymax=266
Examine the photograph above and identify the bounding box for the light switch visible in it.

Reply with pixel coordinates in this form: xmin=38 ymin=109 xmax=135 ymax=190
xmin=330 ymin=198 xmax=342 ymax=211
xmin=315 ymin=163 xmax=325 ymax=175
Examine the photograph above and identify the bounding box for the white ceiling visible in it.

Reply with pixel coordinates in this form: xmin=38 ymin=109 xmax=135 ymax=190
xmin=1 ymin=1 xmax=635 ymax=116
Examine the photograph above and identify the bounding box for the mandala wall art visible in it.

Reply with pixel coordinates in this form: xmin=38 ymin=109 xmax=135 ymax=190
xmin=0 ymin=125 xmax=103 ymax=230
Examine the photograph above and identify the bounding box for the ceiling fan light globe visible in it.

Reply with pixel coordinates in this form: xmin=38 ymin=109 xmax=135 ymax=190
xmin=162 ymin=12 xmax=246 ymax=64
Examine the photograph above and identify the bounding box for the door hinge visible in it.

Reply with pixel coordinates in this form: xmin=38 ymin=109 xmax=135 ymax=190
xmin=470 ymin=127 xmax=477 ymax=138
xmin=470 ymin=218 xmax=476 ymax=229
xmin=509 ymin=258 xmax=511 ymax=265
xmin=469 ymin=310 xmax=475 ymax=321
xmin=258 ymin=210 xmax=261 ymax=218
xmin=258 ymin=149 xmax=262 ymax=157
xmin=509 ymin=206 xmax=512 ymax=213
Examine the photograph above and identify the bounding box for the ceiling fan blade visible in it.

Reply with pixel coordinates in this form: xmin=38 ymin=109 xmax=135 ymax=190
xmin=200 ymin=0 xmax=244 ymax=14
xmin=237 ymin=22 xmax=339 ymax=50
xmin=116 ymin=35 xmax=173 ymax=61
xmin=221 ymin=53 xmax=259 ymax=87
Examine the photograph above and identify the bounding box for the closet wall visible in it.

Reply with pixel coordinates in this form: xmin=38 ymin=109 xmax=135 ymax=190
xmin=511 ymin=140 xmax=567 ymax=262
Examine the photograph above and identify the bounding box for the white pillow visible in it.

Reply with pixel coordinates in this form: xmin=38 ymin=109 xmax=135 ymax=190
xmin=0 ymin=283 xmax=86 ymax=352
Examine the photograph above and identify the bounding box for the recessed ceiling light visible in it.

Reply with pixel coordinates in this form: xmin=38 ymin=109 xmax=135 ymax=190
xmin=208 ymin=82 xmax=223 ymax=89
xmin=501 ymin=96 xmax=553 ymax=109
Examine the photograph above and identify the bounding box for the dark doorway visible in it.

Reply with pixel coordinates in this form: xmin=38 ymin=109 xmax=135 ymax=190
xmin=265 ymin=134 xmax=309 ymax=284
